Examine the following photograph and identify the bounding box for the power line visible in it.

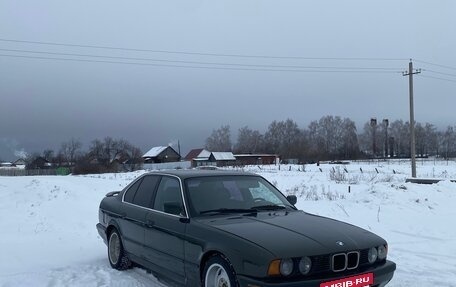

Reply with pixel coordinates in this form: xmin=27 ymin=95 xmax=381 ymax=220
xmin=418 ymin=74 xmax=456 ymax=83
xmin=0 ymin=53 xmax=405 ymax=73
xmin=422 ymin=69 xmax=456 ymax=78
xmin=0 ymin=38 xmax=409 ymax=61
xmin=0 ymin=48 xmax=404 ymax=71
xmin=414 ymin=59 xmax=456 ymax=71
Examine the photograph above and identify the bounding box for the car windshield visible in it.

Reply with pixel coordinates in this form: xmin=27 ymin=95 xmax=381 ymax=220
xmin=185 ymin=175 xmax=293 ymax=217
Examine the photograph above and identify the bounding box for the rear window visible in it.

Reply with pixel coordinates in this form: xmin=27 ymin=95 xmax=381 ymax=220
xmin=132 ymin=175 xmax=160 ymax=208
xmin=123 ymin=178 xmax=143 ymax=203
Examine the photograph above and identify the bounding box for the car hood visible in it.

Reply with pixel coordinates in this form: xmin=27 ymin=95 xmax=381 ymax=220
xmin=197 ymin=210 xmax=385 ymax=257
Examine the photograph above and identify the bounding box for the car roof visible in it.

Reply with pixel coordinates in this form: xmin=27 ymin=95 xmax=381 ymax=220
xmin=144 ymin=169 xmax=259 ymax=180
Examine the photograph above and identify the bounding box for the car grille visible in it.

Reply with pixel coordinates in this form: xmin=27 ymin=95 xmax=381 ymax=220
xmin=332 ymin=253 xmax=347 ymax=272
xmin=312 ymin=251 xmax=360 ymax=273
xmin=310 ymin=249 xmax=369 ymax=274
xmin=311 ymin=255 xmax=331 ymax=273
xmin=346 ymin=251 xmax=360 ymax=270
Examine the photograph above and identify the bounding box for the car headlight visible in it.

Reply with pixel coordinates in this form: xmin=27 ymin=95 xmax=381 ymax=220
xmin=280 ymin=258 xmax=294 ymax=276
xmin=298 ymin=257 xmax=312 ymax=275
xmin=377 ymin=245 xmax=387 ymax=260
xmin=368 ymin=247 xmax=378 ymax=264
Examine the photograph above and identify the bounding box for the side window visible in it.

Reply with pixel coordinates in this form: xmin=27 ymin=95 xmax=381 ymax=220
xmin=124 ymin=178 xmax=143 ymax=203
xmin=132 ymin=175 xmax=160 ymax=208
xmin=153 ymin=177 xmax=184 ymax=216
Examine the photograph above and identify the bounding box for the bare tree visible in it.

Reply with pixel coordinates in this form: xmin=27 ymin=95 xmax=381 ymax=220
xmin=423 ymin=123 xmax=438 ymax=156
xmin=340 ymin=118 xmax=359 ymax=159
xmin=415 ymin=123 xmax=426 ymax=157
xmin=388 ymin=120 xmax=410 ymax=157
xmin=263 ymin=120 xmax=283 ymax=154
xmin=205 ymin=125 xmax=232 ymax=151
xmin=60 ymin=138 xmax=82 ymax=165
xmin=89 ymin=137 xmax=132 ymax=164
xmin=103 ymin=137 xmax=128 ymax=163
xmin=308 ymin=116 xmax=359 ymax=160
xmin=264 ymin=119 xmax=303 ymax=159
xmin=307 ymin=120 xmax=322 ymax=158
xmin=234 ymin=126 xmax=264 ymax=154
xmin=77 ymin=137 xmax=143 ymax=173
xmin=127 ymin=146 xmax=144 ymax=170
xmin=42 ymin=149 xmax=54 ymax=162
xmin=440 ymin=126 xmax=456 ymax=159
xmin=88 ymin=139 xmax=105 ymax=164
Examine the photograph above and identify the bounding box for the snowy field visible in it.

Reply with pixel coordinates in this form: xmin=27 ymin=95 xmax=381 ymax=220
xmin=1 ymin=160 xmax=456 ymax=287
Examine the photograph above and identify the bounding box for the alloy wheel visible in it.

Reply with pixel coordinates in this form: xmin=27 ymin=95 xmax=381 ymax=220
xmin=205 ymin=263 xmax=231 ymax=287
xmin=108 ymin=232 xmax=121 ymax=265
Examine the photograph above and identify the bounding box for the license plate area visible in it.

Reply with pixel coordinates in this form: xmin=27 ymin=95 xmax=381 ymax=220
xmin=320 ymin=273 xmax=374 ymax=287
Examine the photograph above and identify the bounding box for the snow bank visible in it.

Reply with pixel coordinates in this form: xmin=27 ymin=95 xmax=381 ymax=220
xmin=0 ymin=161 xmax=455 ymax=286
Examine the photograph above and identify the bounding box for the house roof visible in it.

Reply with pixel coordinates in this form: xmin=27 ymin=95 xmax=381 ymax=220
xmin=211 ymin=152 xmax=236 ymax=161
xmin=184 ymin=148 xmax=203 ymax=160
xmin=185 ymin=148 xmax=211 ymax=160
xmin=143 ymin=146 xmax=168 ymax=158
xmin=199 ymin=149 xmax=211 ymax=158
xmin=13 ymin=158 xmax=26 ymax=164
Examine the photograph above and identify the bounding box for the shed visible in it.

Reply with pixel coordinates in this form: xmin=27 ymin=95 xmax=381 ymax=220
xmin=234 ymin=154 xmax=279 ymax=165
xmin=0 ymin=162 xmax=13 ymax=167
xmin=143 ymin=146 xmax=181 ymax=164
xmin=209 ymin=152 xmax=236 ymax=167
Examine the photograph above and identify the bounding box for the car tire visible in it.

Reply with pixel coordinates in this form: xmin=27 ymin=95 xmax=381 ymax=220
xmin=108 ymin=228 xmax=131 ymax=270
xmin=202 ymin=254 xmax=239 ymax=287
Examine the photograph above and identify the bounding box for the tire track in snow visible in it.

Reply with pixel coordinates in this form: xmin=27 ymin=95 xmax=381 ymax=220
xmin=0 ymin=261 xmax=168 ymax=287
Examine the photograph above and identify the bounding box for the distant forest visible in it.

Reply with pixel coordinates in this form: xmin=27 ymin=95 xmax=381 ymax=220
xmin=205 ymin=116 xmax=456 ymax=162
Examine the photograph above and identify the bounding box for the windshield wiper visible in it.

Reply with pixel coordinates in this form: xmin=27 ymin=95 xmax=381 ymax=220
xmin=199 ymin=208 xmax=257 ymax=215
xmin=200 ymin=205 xmax=288 ymax=215
xmin=251 ymin=204 xmax=287 ymax=211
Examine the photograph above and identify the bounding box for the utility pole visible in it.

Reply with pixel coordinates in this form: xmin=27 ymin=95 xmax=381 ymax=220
xmin=370 ymin=118 xmax=377 ymax=158
xmin=402 ymin=60 xmax=421 ymax=178
xmin=383 ymin=119 xmax=389 ymax=158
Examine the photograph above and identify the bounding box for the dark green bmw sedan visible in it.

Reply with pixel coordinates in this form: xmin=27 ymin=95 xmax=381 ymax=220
xmin=96 ymin=170 xmax=396 ymax=287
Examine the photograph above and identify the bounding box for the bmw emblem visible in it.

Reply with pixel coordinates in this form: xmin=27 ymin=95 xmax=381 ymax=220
xmin=336 ymin=241 xmax=345 ymax=246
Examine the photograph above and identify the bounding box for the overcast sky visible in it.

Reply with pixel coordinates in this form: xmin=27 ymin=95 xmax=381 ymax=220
xmin=1 ymin=0 xmax=455 ymax=160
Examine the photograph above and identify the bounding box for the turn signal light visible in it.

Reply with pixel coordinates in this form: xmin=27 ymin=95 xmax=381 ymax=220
xmin=267 ymin=260 xmax=281 ymax=276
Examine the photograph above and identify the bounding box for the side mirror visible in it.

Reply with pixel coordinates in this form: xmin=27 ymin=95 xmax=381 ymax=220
xmin=164 ymin=201 xmax=183 ymax=216
xmin=286 ymin=195 xmax=297 ymax=205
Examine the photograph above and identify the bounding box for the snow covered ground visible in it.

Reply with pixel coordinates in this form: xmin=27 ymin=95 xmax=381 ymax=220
xmin=0 ymin=160 xmax=455 ymax=286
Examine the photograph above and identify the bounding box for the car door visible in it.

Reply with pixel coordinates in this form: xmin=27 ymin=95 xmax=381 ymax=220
xmin=118 ymin=175 xmax=160 ymax=258
xmin=144 ymin=175 xmax=188 ymax=285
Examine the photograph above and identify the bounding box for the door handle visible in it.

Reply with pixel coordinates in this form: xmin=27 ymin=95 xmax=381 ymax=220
xmin=145 ymin=220 xmax=155 ymax=228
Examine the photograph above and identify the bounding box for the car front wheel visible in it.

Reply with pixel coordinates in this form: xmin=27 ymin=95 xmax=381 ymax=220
xmin=108 ymin=228 xmax=131 ymax=270
xmin=203 ymin=255 xmax=239 ymax=287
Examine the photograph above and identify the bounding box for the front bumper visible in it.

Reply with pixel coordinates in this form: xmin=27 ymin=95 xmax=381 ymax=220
xmin=238 ymin=260 xmax=396 ymax=287
xmin=96 ymin=223 xmax=108 ymax=245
